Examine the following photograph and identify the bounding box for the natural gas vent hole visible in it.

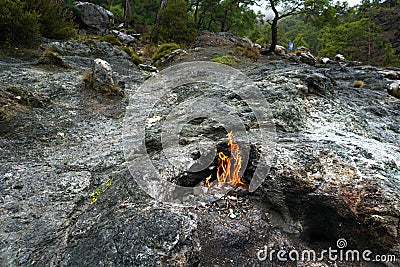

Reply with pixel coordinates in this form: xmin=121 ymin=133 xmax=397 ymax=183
xmin=174 ymin=141 xmax=260 ymax=188
xmin=301 ymin=203 xmax=339 ymax=247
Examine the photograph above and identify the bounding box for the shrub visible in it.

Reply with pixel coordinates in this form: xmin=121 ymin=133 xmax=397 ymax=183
xmin=142 ymin=44 xmax=158 ymax=58
xmin=24 ymin=0 xmax=76 ymax=39
xmin=235 ymin=46 xmax=260 ymax=59
xmin=82 ymin=70 xmax=93 ymax=89
xmin=126 ymin=28 xmax=136 ymax=35
xmin=131 ymin=53 xmax=144 ymax=65
xmin=154 ymin=0 xmax=198 ymax=45
xmin=212 ymin=55 xmax=240 ymax=66
xmin=0 ymin=0 xmax=40 ymax=48
xmin=353 ymin=80 xmax=365 ymax=88
xmin=139 ymin=33 xmax=151 ymax=44
xmin=0 ymin=0 xmax=75 ymax=48
xmin=119 ymin=46 xmax=133 ymax=57
xmin=100 ymin=35 xmax=122 ymax=46
xmin=152 ymin=43 xmax=180 ymax=61
xmin=37 ymin=48 xmax=68 ymax=68
xmin=119 ymin=46 xmax=143 ymax=65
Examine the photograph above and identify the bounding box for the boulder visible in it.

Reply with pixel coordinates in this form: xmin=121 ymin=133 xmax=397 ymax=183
xmin=321 ymin=57 xmax=330 ymax=64
xmin=93 ymin=58 xmax=115 ymax=89
xmin=193 ymin=31 xmax=238 ymax=48
xmin=298 ymin=52 xmax=316 ymax=65
xmin=111 ymin=30 xmax=137 ymax=45
xmin=73 ymin=1 xmax=114 ymax=33
xmin=138 ymin=64 xmax=158 ymax=72
xmin=305 ymin=73 xmax=334 ymax=96
xmin=241 ymin=37 xmax=254 ymax=47
xmin=335 ymin=54 xmax=346 ymax=61
xmin=153 ymin=49 xmax=187 ymax=67
xmin=388 ymin=81 xmax=400 ymax=98
xmin=274 ymin=45 xmax=286 ymax=55
xmin=92 ymin=58 xmax=125 ymax=96
xmin=295 ymin=46 xmax=310 ymax=53
xmin=385 ymin=71 xmax=399 ymax=80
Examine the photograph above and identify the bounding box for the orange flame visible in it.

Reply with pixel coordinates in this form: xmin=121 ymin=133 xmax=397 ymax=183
xmin=205 ymin=131 xmax=246 ymax=187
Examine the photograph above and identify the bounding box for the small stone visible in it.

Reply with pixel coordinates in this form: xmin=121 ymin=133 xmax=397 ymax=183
xmin=227 ymin=196 xmax=238 ymax=201
xmin=18 ymin=253 xmax=30 ymax=264
xmin=229 ymin=213 xmax=236 ymax=219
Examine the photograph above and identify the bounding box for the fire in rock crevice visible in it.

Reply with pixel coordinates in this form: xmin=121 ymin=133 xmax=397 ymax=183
xmin=205 ymin=131 xmax=246 ymax=188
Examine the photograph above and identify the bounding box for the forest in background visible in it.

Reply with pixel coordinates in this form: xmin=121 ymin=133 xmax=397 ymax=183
xmin=0 ymin=0 xmax=399 ymax=66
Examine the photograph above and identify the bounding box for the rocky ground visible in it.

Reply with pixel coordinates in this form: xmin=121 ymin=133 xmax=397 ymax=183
xmin=0 ymin=40 xmax=399 ymax=267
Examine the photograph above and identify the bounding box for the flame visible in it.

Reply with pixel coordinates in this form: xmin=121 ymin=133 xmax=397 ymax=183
xmin=205 ymin=131 xmax=245 ymax=187
xmin=205 ymin=174 xmax=213 ymax=188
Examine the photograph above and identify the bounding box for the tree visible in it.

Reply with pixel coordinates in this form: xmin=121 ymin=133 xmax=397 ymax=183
xmin=318 ymin=18 xmax=384 ymax=64
xmin=123 ymin=0 xmax=131 ymax=27
xmin=151 ymin=0 xmax=197 ymax=45
xmin=189 ymin=0 xmax=258 ymax=35
xmin=265 ymin=0 xmax=304 ymax=52
xmin=150 ymin=0 xmax=167 ymax=43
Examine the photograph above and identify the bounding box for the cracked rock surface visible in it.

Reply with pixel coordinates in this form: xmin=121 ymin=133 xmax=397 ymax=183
xmin=0 ymin=41 xmax=399 ymax=266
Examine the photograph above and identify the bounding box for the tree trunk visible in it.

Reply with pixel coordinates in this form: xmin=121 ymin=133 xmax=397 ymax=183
xmin=220 ymin=5 xmax=229 ymax=32
xmin=268 ymin=17 xmax=278 ymax=53
xmin=123 ymin=0 xmax=131 ymax=28
xmin=150 ymin=0 xmax=168 ymax=44
xmin=267 ymin=0 xmax=280 ymax=53
xmin=194 ymin=0 xmax=200 ymax=27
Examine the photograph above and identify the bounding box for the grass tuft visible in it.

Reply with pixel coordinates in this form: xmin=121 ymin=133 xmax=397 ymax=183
xmin=212 ymin=55 xmax=240 ymax=66
xmin=353 ymin=80 xmax=365 ymax=88
xmin=152 ymin=43 xmax=180 ymax=61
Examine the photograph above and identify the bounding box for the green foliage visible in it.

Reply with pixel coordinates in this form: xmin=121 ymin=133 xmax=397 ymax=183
xmin=24 ymin=0 xmax=76 ymax=39
xmin=235 ymin=46 xmax=260 ymax=59
xmin=100 ymin=35 xmax=123 ymax=46
xmin=109 ymin=4 xmax=124 ymax=23
xmin=152 ymin=43 xmax=180 ymax=61
xmin=0 ymin=0 xmax=75 ymax=48
xmin=212 ymin=55 xmax=240 ymax=65
xmin=88 ymin=178 xmax=112 ymax=205
xmin=126 ymin=28 xmax=136 ymax=35
xmin=318 ymin=18 xmax=383 ymax=64
xmin=156 ymin=0 xmax=198 ymax=45
xmin=382 ymin=43 xmax=400 ymax=67
xmin=191 ymin=0 xmax=260 ymax=36
xmin=131 ymin=0 xmax=160 ymax=26
xmin=130 ymin=53 xmax=144 ymax=65
xmin=293 ymin=34 xmax=309 ymax=49
xmin=119 ymin=46 xmax=143 ymax=65
xmin=119 ymin=45 xmax=133 ymax=57
xmin=0 ymin=0 xmax=40 ymax=48
xmin=279 ymin=15 xmax=319 ymax=53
